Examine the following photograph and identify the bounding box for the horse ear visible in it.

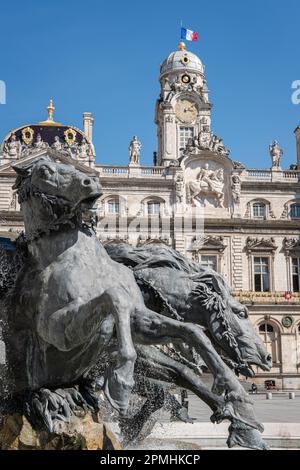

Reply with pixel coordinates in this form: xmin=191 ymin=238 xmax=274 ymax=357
xmin=11 ymin=164 xmax=32 ymax=178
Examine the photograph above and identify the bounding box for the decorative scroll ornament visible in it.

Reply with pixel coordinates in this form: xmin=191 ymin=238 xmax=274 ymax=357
xmin=22 ymin=127 xmax=34 ymax=145
xmin=64 ymin=128 xmax=77 ymax=146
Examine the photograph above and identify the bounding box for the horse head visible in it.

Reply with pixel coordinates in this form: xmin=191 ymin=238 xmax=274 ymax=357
xmin=189 ymin=271 xmax=272 ymax=378
xmin=12 ymin=156 xmax=102 ymax=240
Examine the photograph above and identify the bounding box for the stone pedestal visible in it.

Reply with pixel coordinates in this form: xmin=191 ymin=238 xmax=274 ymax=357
xmin=0 ymin=413 xmax=122 ymax=450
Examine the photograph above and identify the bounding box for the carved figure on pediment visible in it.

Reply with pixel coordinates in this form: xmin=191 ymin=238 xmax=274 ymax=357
xmin=51 ymin=136 xmax=63 ymax=151
xmin=34 ymin=134 xmax=48 ymax=150
xmin=78 ymin=137 xmax=92 ymax=160
xmin=3 ymin=133 xmax=22 ymax=160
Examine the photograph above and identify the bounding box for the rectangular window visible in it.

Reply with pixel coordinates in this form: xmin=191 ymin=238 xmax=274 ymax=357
xmin=254 ymin=257 xmax=270 ymax=292
xmin=179 ymin=127 xmax=194 ymax=150
xmin=290 ymin=204 xmax=300 ymax=218
xmin=292 ymin=257 xmax=300 ymax=292
xmin=253 ymin=203 xmax=266 ymax=219
xmin=147 ymin=202 xmax=160 ymax=215
xmin=108 ymin=201 xmax=120 ymax=214
xmin=201 ymin=255 xmax=217 ymax=271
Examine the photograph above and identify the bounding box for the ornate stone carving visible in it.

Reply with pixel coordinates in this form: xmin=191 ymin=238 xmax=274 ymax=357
xmin=137 ymin=235 xmax=171 ymax=247
xmin=183 ymin=129 xmax=230 ymax=157
xmin=232 ymin=160 xmax=245 ymax=169
xmin=21 ymin=127 xmax=34 ymax=145
xmin=129 ymin=136 xmax=141 ymax=165
xmin=231 ymin=175 xmax=241 ymax=203
xmin=283 ymin=237 xmax=300 ymax=253
xmin=51 ymin=135 xmax=63 ymax=151
xmin=2 ymin=133 xmax=22 ymax=160
xmin=245 ymin=237 xmax=277 ymax=253
xmin=269 ymin=140 xmax=283 ymax=168
xmin=186 ymin=163 xmax=224 ymax=207
xmin=175 ymin=174 xmax=184 ymax=203
xmin=192 ymin=235 xmax=226 ymax=252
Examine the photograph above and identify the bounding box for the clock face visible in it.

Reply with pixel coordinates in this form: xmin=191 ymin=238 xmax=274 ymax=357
xmin=175 ymin=99 xmax=198 ymax=123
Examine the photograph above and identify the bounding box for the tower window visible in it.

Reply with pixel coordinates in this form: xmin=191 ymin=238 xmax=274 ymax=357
xmin=290 ymin=204 xmax=300 ymax=218
xmin=252 ymin=202 xmax=266 ymax=219
xmin=254 ymin=257 xmax=270 ymax=292
xmin=179 ymin=127 xmax=194 ymax=150
xmin=292 ymin=258 xmax=300 ymax=292
xmin=147 ymin=201 xmax=161 ymax=215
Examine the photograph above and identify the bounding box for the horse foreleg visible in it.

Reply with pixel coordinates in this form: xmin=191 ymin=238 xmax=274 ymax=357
xmin=131 ymin=308 xmax=263 ymax=433
xmin=135 ymin=345 xmax=224 ymax=418
xmin=101 ymin=288 xmax=137 ymax=415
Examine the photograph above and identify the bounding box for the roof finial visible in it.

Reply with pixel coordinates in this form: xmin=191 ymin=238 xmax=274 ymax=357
xmin=47 ymin=99 xmax=55 ymax=122
xmin=178 ymin=41 xmax=186 ymax=51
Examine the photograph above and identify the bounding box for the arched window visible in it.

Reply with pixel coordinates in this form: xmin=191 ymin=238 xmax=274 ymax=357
xmin=290 ymin=204 xmax=300 ymax=219
xmin=259 ymin=322 xmax=280 ymax=364
xmin=147 ymin=201 xmax=161 ymax=215
xmin=252 ymin=202 xmax=266 ymax=219
xmin=107 ymin=199 xmax=120 ymax=214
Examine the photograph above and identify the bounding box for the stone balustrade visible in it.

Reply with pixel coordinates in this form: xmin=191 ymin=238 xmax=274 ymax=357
xmin=244 ymin=169 xmax=300 ymax=183
xmin=97 ymin=165 xmax=166 ymax=178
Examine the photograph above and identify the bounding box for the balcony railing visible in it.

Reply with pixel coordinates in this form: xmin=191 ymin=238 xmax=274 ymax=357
xmin=97 ymin=165 xmax=166 ymax=178
xmin=245 ymin=169 xmax=300 ymax=182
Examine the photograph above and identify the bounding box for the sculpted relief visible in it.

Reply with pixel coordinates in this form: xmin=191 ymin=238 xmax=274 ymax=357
xmin=186 ymin=162 xmax=225 ymax=207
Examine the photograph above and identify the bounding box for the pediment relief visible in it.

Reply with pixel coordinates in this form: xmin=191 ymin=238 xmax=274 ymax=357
xmin=191 ymin=235 xmax=226 ymax=252
xmin=245 ymin=236 xmax=277 ymax=253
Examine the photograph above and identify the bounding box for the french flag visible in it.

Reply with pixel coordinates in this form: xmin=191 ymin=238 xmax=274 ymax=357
xmin=181 ymin=27 xmax=198 ymax=42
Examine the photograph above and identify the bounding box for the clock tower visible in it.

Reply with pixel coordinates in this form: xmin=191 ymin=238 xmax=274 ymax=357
xmin=155 ymin=42 xmax=212 ymax=166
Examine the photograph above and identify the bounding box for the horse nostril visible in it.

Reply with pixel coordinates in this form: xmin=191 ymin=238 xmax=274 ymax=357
xmin=266 ymin=354 xmax=272 ymax=363
xmin=82 ymin=178 xmax=91 ymax=186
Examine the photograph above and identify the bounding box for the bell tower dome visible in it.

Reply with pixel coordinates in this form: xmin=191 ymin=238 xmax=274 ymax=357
xmin=155 ymin=42 xmax=212 ymax=166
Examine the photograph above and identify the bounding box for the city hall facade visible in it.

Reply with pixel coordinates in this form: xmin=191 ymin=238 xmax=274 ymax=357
xmin=1 ymin=43 xmax=300 ymax=389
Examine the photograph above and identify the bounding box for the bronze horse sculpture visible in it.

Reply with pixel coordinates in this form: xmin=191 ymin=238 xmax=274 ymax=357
xmin=0 ymin=155 xmax=270 ymax=449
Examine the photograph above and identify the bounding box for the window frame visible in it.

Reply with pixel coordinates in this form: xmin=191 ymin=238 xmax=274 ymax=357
xmin=252 ymin=202 xmax=267 ymax=219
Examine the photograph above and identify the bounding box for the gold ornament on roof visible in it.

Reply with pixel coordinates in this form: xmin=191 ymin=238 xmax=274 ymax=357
xmin=22 ymin=127 xmax=34 ymax=145
xmin=39 ymin=99 xmax=62 ymax=126
xmin=178 ymin=41 xmax=186 ymax=51
xmin=64 ymin=128 xmax=77 ymax=145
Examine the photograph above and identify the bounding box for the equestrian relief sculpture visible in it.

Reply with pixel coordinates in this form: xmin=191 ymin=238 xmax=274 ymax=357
xmin=0 ymin=155 xmax=272 ymax=450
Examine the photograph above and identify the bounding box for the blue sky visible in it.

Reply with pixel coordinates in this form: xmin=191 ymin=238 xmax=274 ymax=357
xmin=0 ymin=0 xmax=299 ymax=168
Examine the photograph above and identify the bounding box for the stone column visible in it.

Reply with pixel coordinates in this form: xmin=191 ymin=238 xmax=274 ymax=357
xmin=83 ymin=112 xmax=94 ymax=142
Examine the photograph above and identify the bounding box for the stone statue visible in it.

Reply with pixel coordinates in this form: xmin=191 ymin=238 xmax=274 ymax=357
xmin=51 ymin=135 xmax=63 ymax=151
xmin=129 ymin=136 xmax=141 ymax=165
xmin=8 ymin=191 xmax=18 ymax=211
xmin=175 ymin=174 xmax=184 ymax=203
xmin=78 ymin=137 xmax=91 ymax=160
xmin=187 ymin=163 xmax=224 ymax=207
xmin=34 ymin=133 xmax=48 ymax=150
xmin=231 ymin=174 xmax=241 ymax=203
xmin=3 ymin=133 xmax=22 ymax=160
xmin=0 ymin=156 xmax=262 ymax=447
xmin=269 ymin=140 xmax=283 ymax=168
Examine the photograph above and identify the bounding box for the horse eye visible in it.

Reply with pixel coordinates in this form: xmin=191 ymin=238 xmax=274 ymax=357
xmin=237 ymin=309 xmax=248 ymax=319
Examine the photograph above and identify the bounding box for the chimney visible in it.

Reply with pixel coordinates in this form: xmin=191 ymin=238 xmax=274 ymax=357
xmin=83 ymin=112 xmax=94 ymax=142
